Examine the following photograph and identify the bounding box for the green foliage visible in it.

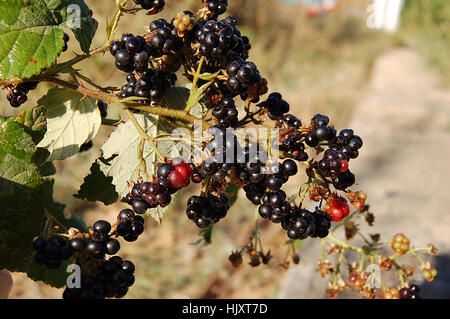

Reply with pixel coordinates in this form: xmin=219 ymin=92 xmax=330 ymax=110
xmin=0 ymin=0 xmax=96 ymax=80
xmin=0 ymin=115 xmax=73 ymax=287
xmin=75 ymin=161 xmax=119 ymax=205
xmin=36 ymin=87 xmax=101 ymax=161
xmin=401 ymin=0 xmax=450 ymax=86
xmin=225 ymin=183 xmax=241 ymax=207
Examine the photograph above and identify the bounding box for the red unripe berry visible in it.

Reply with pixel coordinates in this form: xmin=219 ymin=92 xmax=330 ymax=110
xmin=175 ymin=163 xmax=191 ymax=180
xmin=328 ymin=206 xmax=344 ymax=222
xmin=340 ymin=159 xmax=349 ymax=172
xmin=327 ymin=197 xmax=350 ymax=222
xmin=168 ymin=170 xmax=187 ymax=189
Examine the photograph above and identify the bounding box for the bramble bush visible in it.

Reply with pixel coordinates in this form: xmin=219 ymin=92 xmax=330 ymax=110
xmin=0 ymin=0 xmax=437 ymax=299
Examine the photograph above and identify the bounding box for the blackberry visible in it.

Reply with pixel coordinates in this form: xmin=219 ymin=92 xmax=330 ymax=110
xmin=186 ymin=193 xmax=230 ymax=228
xmin=203 ymin=0 xmax=228 ymax=16
xmin=116 ymin=212 xmax=145 ymax=242
xmin=332 ymin=169 xmax=355 ymax=190
xmin=110 ymin=34 xmax=152 ymax=72
xmin=281 ymin=114 xmax=302 ymax=128
xmin=304 ymin=114 xmax=337 ymax=147
xmin=212 ymin=96 xmax=238 ymax=128
xmin=62 ymin=33 xmax=69 ymax=52
xmin=399 ymin=285 xmax=421 ymax=299
xmin=258 ymin=92 xmax=290 ymax=120
xmin=279 ymin=130 xmax=309 ymax=162
xmin=330 ymin=129 xmax=363 ymax=159
xmin=119 ymin=69 xmax=177 ymax=103
xmin=312 ymin=210 xmax=332 ymax=238
xmin=196 ymin=18 xmax=250 ymax=66
xmin=318 ymin=149 xmax=348 ymax=177
xmin=133 ymin=0 xmax=165 ymax=11
xmin=281 ymin=208 xmax=316 ymax=240
xmin=63 ymin=257 xmax=135 ymax=299
xmin=226 ymin=59 xmax=261 ymax=96
xmin=97 ymin=99 xmax=108 ymax=118
xmin=33 ymin=236 xmax=72 ymax=269
xmin=258 ymin=190 xmax=291 ymax=223
xmin=148 ymin=19 xmax=183 ymax=58
xmin=6 ymin=81 xmax=38 ymax=108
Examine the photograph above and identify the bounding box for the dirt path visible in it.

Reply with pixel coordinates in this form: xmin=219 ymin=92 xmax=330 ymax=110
xmin=280 ymin=48 xmax=450 ymax=298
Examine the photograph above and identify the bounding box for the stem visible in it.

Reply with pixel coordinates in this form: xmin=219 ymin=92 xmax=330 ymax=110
xmin=132 ymin=105 xmax=207 ymax=126
xmin=326 ymin=232 xmax=364 ymax=254
xmin=44 ymin=77 xmax=117 ymax=103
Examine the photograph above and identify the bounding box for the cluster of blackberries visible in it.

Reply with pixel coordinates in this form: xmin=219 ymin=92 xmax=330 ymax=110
xmin=119 ymin=69 xmax=177 ymax=103
xmin=317 ymin=148 xmax=355 ymax=190
xmin=258 ymin=190 xmax=292 ymax=223
xmin=196 ymin=18 xmax=250 ymax=65
xmin=281 ymin=114 xmax=302 ymax=129
xmin=149 ymin=19 xmax=183 ymax=58
xmin=33 ymin=236 xmax=73 ymax=269
xmin=318 ymin=149 xmax=348 ymax=178
xmin=77 ymin=220 xmax=120 ymax=258
xmin=399 ymin=285 xmax=421 ymax=299
xmin=7 ymin=81 xmax=38 ymax=107
xmin=281 ymin=208 xmax=331 ymax=240
xmin=305 ymin=114 xmax=336 ymax=147
xmin=265 ymin=160 xmax=298 ymax=190
xmin=125 ymin=159 xmax=194 ymax=214
xmin=110 ymin=34 xmax=152 ymax=73
xmin=233 ymin=145 xmax=268 ymax=185
xmin=197 ymin=160 xmax=231 ymax=186
xmin=63 ymin=256 xmax=135 ymax=299
xmin=243 ymin=182 xmax=267 ymax=205
xmin=211 ymin=96 xmax=238 ymax=127
xmin=186 ymin=193 xmax=230 ymax=228
xmin=332 ymin=170 xmax=355 ymax=191
xmin=204 ymin=126 xmax=242 ymax=162
xmin=115 ymin=209 xmax=146 ymax=242
xmin=330 ymin=129 xmax=363 ymax=160
xmin=62 ymin=33 xmax=69 ymax=52
xmin=203 ymin=0 xmax=228 ymax=16
xmin=279 ymin=130 xmax=309 ymax=162
xmin=258 ymin=92 xmax=290 ymax=120
xmin=133 ymin=0 xmax=165 ymax=11
xmin=226 ymin=59 xmax=262 ymax=96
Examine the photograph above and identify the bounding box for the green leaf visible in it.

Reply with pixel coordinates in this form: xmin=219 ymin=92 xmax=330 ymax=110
xmin=99 ymin=112 xmax=183 ymax=222
xmin=0 ymin=0 xmax=97 ymax=80
xmin=43 ymin=179 xmax=87 ymax=232
xmin=225 ymin=183 xmax=241 ymax=207
xmin=0 ymin=117 xmax=42 ymax=188
xmin=0 ymin=176 xmax=44 ymax=271
xmin=0 ymin=116 xmax=81 ymax=288
xmin=27 ymin=259 xmax=72 ymax=289
xmin=199 ymin=225 xmax=213 ymax=246
xmin=161 ymin=86 xmax=208 ymax=118
xmin=74 ymin=161 xmax=119 ymax=206
xmin=37 ymin=87 xmax=101 ymax=161
xmin=14 ymin=106 xmax=47 ymax=137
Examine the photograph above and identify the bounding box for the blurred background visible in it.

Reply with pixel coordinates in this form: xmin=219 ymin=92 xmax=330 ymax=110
xmin=2 ymin=0 xmax=449 ymax=298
